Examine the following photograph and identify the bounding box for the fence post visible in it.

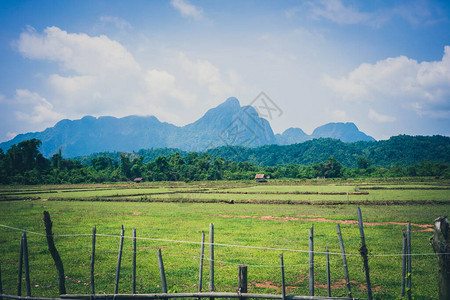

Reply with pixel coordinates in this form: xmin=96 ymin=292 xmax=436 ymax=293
xmin=309 ymin=225 xmax=314 ymax=296
xmin=407 ymin=222 xmax=412 ymax=300
xmin=17 ymin=233 xmax=24 ymax=296
xmin=0 ymin=261 xmax=3 ymax=300
xmin=430 ymin=216 xmax=449 ymax=300
xmin=114 ymin=225 xmax=125 ymax=294
xmin=280 ymin=254 xmax=286 ymax=300
xmin=157 ymin=249 xmax=167 ymax=293
xmin=401 ymin=232 xmax=407 ymax=298
xmin=326 ymin=247 xmax=331 ymax=297
xmin=198 ymin=231 xmax=205 ymax=293
xmin=132 ymin=227 xmax=137 ymax=294
xmin=90 ymin=226 xmax=96 ymax=295
xmin=337 ymin=224 xmax=352 ymax=298
xmin=43 ymin=211 xmax=66 ymax=295
xmin=357 ymin=207 xmax=373 ymax=300
xmin=238 ymin=264 xmax=247 ymax=295
xmin=209 ymin=223 xmax=214 ymax=300
xmin=22 ymin=232 xmax=31 ymax=297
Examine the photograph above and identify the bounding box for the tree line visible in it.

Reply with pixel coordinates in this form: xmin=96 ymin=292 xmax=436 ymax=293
xmin=207 ymin=135 xmax=450 ymax=167
xmin=0 ymin=138 xmax=449 ymax=185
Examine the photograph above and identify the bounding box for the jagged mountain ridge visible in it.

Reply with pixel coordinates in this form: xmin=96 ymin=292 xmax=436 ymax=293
xmin=0 ymin=97 xmax=375 ymax=157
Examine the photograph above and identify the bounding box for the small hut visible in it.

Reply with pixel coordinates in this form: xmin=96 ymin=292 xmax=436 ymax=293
xmin=255 ymin=174 xmax=267 ymax=183
xmin=134 ymin=177 xmax=143 ymax=183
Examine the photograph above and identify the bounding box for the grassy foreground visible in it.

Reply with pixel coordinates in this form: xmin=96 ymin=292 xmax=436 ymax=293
xmin=0 ymin=179 xmax=449 ymax=299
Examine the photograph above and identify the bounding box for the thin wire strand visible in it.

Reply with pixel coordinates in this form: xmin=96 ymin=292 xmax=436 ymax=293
xmin=1 ymin=223 xmax=447 ymax=257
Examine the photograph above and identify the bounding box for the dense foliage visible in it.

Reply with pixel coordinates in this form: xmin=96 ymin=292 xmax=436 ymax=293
xmin=207 ymin=135 xmax=450 ymax=167
xmin=0 ymin=137 xmax=449 ymax=184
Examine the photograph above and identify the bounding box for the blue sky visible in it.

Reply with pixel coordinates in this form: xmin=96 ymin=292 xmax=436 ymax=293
xmin=0 ymin=0 xmax=449 ymax=142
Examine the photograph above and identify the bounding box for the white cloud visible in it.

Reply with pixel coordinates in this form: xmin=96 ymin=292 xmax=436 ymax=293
xmin=99 ymin=16 xmax=132 ymax=30
xmin=330 ymin=109 xmax=348 ymax=121
xmin=178 ymin=52 xmax=234 ymax=98
xmin=14 ymin=89 xmax=64 ymax=124
xmin=6 ymin=132 xmax=18 ymax=140
xmin=368 ymin=109 xmax=396 ymax=123
xmin=144 ymin=69 xmax=196 ymax=106
xmin=306 ymin=0 xmax=443 ymax=28
xmin=309 ymin=0 xmax=371 ymax=25
xmin=325 ymin=46 xmax=450 ymax=118
xmin=17 ymin=26 xmax=140 ymax=76
xmin=171 ymin=0 xmax=203 ymax=20
xmin=48 ymin=74 xmax=97 ymax=95
xmin=12 ymin=26 xmax=238 ymax=128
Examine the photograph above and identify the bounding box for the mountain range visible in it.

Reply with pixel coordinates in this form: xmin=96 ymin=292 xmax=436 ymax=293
xmin=0 ymin=97 xmax=375 ymax=157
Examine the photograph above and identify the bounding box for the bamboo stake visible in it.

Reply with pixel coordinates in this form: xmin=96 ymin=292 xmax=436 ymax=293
xmin=114 ymin=225 xmax=125 ymax=294
xmin=90 ymin=226 xmax=96 ymax=295
xmin=357 ymin=207 xmax=372 ymax=300
xmin=198 ymin=231 xmax=205 ymax=293
xmin=280 ymin=254 xmax=286 ymax=300
xmin=157 ymin=249 xmax=167 ymax=293
xmin=22 ymin=232 xmax=31 ymax=297
xmin=336 ymin=224 xmax=352 ymax=298
xmin=309 ymin=226 xmax=314 ymax=296
xmin=133 ymin=227 xmax=137 ymax=294
xmin=326 ymin=247 xmax=331 ymax=297
xmin=0 ymin=261 xmax=3 ymax=300
xmin=17 ymin=233 xmax=24 ymax=296
xmin=407 ymin=222 xmax=411 ymax=300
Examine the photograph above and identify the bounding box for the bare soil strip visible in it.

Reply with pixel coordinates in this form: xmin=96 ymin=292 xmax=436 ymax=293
xmin=216 ymin=214 xmax=433 ymax=231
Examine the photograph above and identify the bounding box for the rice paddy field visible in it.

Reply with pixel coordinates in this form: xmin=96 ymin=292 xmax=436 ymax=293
xmin=0 ymin=178 xmax=449 ymax=299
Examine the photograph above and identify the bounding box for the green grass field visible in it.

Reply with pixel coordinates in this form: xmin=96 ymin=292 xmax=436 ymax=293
xmin=0 ymin=178 xmax=449 ymax=299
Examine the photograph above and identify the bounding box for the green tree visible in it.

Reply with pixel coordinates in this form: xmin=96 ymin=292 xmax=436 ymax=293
xmin=324 ymin=157 xmax=343 ymax=178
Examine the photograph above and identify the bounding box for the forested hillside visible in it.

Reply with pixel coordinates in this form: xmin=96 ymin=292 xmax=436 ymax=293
xmin=1 ymin=135 xmax=449 ymax=184
xmin=206 ymin=135 xmax=450 ymax=167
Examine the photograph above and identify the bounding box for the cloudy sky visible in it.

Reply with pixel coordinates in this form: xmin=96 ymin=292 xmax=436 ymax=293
xmin=0 ymin=0 xmax=449 ymax=142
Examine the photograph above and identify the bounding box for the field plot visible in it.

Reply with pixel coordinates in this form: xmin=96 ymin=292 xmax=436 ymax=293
xmin=0 ymin=179 xmax=449 ymax=299
xmin=1 ymin=178 xmax=448 ymax=204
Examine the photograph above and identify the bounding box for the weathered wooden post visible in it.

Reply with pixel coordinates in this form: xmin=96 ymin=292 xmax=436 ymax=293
xmin=309 ymin=225 xmax=314 ymax=296
xmin=90 ymin=226 xmax=96 ymax=295
xmin=22 ymin=232 xmax=31 ymax=297
xmin=430 ymin=216 xmax=450 ymax=300
xmin=326 ymin=247 xmax=331 ymax=297
xmin=238 ymin=264 xmax=247 ymax=295
xmin=132 ymin=227 xmax=137 ymax=294
xmin=157 ymin=248 xmax=167 ymax=293
xmin=407 ymin=222 xmax=412 ymax=300
xmin=337 ymin=224 xmax=352 ymax=298
xmin=209 ymin=223 xmax=214 ymax=300
xmin=357 ymin=207 xmax=373 ymax=300
xmin=114 ymin=225 xmax=125 ymax=294
xmin=198 ymin=231 xmax=205 ymax=293
xmin=17 ymin=233 xmax=24 ymax=296
xmin=280 ymin=254 xmax=286 ymax=300
xmin=43 ymin=211 xmax=66 ymax=295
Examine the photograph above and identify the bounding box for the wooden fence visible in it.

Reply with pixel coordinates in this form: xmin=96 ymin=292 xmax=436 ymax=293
xmin=0 ymin=209 xmax=448 ymax=300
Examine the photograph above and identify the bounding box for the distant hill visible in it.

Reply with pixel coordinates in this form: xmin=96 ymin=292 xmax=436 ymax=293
xmin=206 ymin=135 xmax=450 ymax=167
xmin=1 ymin=97 xmax=376 ymax=157
xmin=311 ymin=122 xmax=375 ymax=142
xmin=274 ymin=123 xmax=375 ymax=145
